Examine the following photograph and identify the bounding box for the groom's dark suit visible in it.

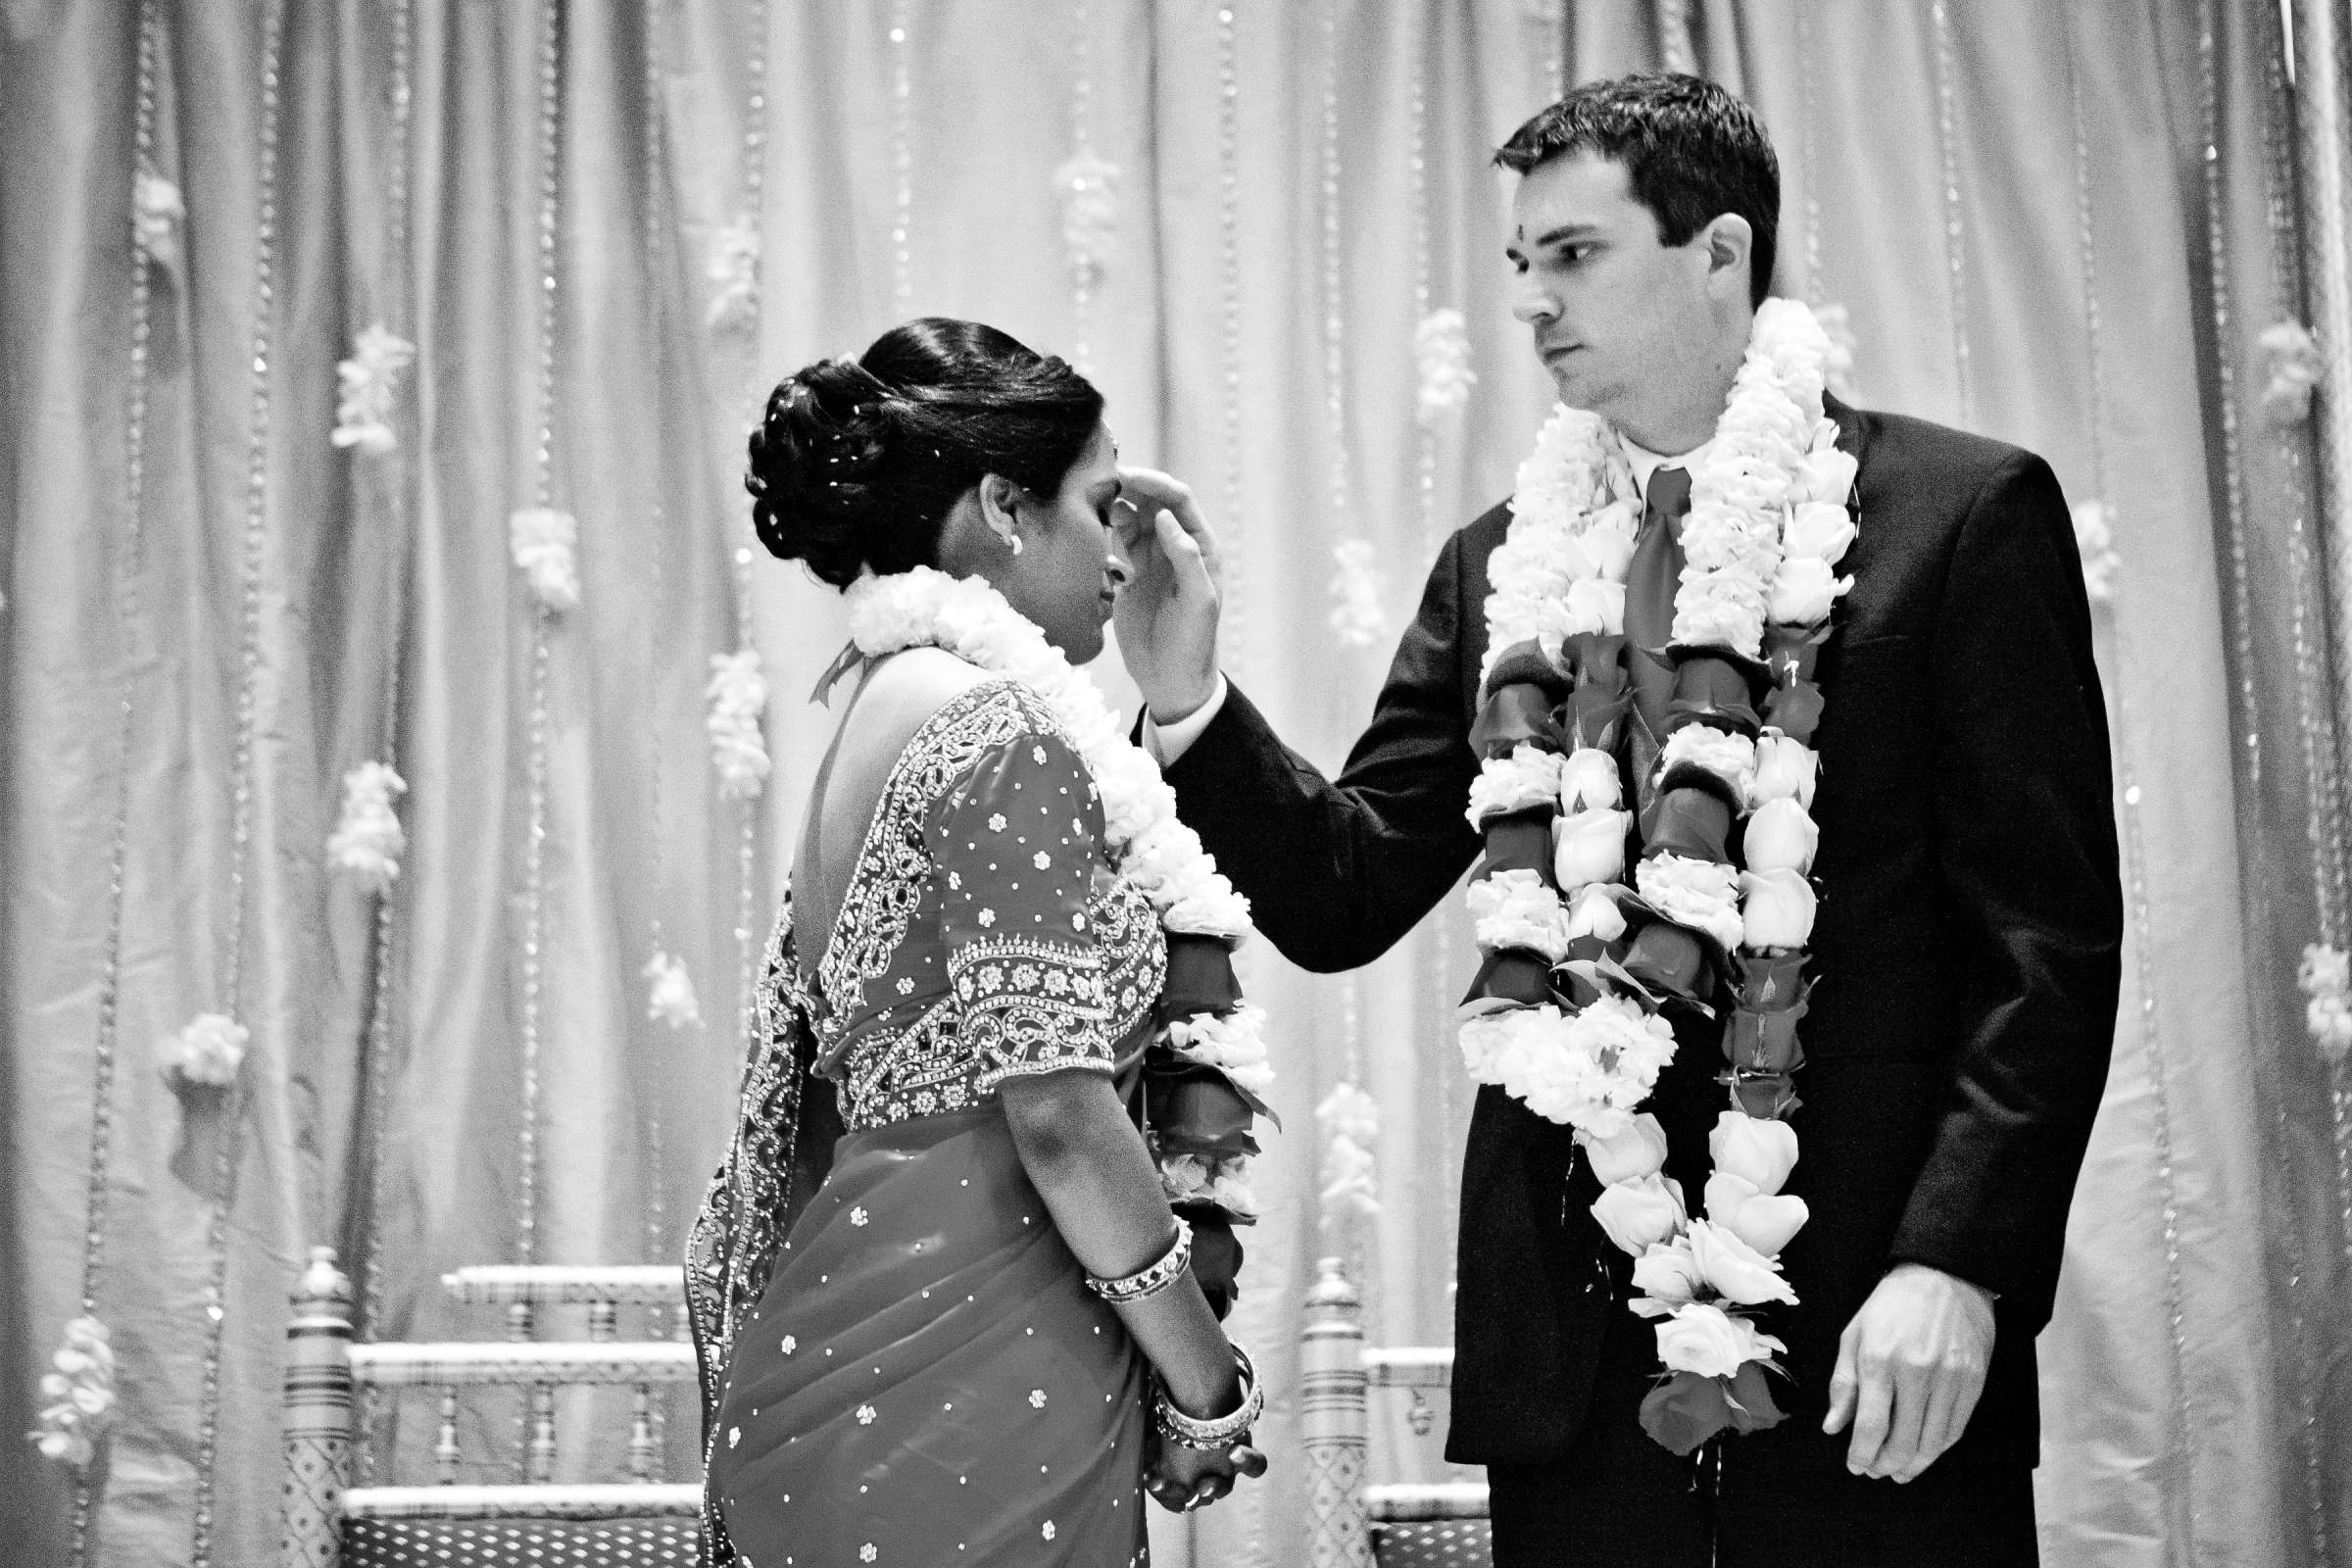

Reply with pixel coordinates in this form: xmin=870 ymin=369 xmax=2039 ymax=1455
xmin=1160 ymin=397 xmax=2122 ymax=1556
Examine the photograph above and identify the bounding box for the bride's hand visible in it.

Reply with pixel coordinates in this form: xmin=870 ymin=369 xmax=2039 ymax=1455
xmin=1145 ymin=1432 xmax=1267 ymax=1513
xmin=1111 ymin=467 xmax=1223 ymax=723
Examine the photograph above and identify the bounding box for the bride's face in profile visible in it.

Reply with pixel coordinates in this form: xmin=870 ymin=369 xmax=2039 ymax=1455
xmin=962 ymin=421 xmax=1131 ymax=662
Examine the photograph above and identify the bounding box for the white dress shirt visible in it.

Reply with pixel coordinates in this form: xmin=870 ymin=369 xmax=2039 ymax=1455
xmin=1143 ymin=429 xmax=1716 ymax=767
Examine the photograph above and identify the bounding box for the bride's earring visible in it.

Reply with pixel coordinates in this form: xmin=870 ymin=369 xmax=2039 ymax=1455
xmin=1006 ymin=533 xmax=1023 ymax=556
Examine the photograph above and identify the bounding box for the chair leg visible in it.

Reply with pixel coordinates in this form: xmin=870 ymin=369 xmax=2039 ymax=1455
xmin=280 ymin=1249 xmax=354 ymax=1568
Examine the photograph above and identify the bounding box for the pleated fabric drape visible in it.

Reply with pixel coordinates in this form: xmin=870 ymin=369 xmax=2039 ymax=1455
xmin=2 ymin=4 xmax=2346 ymax=1566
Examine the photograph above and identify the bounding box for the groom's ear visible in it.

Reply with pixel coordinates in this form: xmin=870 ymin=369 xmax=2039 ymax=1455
xmin=1700 ymin=214 xmax=1754 ymax=301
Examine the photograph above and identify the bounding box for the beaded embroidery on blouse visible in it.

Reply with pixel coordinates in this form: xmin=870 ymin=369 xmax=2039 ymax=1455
xmin=803 ymin=679 xmax=1163 ymax=1132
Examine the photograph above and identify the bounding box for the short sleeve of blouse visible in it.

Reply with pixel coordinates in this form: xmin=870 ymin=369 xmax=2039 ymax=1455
xmin=924 ymin=716 xmax=1116 ymax=1091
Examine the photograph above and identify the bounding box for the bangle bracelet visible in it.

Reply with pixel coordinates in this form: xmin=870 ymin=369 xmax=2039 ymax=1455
xmin=1152 ymin=1344 xmax=1263 ymax=1450
xmin=1086 ymin=1215 xmax=1193 ymax=1304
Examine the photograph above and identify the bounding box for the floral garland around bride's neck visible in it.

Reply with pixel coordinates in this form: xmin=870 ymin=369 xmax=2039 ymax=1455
xmin=845 ymin=567 xmax=1276 ymax=1237
xmin=1458 ymin=298 xmax=1857 ymax=1454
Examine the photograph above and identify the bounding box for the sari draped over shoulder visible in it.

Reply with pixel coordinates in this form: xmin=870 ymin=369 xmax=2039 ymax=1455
xmin=687 ymin=679 xmax=1166 ymax=1568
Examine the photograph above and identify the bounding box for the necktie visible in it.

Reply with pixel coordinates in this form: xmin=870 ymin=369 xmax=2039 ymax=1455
xmin=1624 ymin=465 xmax=1690 ymax=811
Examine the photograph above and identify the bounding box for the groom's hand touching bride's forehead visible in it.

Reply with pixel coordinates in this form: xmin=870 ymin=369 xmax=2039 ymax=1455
xmin=1109 ymin=466 xmax=1224 ymax=725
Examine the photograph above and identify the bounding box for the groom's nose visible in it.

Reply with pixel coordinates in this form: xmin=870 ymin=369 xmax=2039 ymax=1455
xmin=1510 ymin=275 xmax=1561 ymax=326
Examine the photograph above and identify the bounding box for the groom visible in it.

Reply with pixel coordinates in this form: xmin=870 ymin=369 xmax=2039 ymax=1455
xmin=1116 ymin=74 xmax=2121 ymax=1566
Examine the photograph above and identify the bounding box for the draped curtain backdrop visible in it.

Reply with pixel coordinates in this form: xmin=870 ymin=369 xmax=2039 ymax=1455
xmin=5 ymin=2 xmax=2350 ymax=1565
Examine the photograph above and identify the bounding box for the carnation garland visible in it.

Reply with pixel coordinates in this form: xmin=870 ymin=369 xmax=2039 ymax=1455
xmin=844 ymin=567 xmax=1273 ymax=1241
xmin=1459 ymin=298 xmax=1855 ymax=1453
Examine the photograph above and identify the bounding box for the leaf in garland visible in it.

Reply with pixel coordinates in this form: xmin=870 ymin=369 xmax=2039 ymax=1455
xmin=1639 ymin=1370 xmax=1737 ymax=1456
xmin=1145 ymin=1061 xmax=1266 ymax=1150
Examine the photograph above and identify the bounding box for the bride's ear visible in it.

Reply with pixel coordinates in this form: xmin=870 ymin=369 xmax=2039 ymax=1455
xmin=977 ymin=473 xmax=1025 ymax=553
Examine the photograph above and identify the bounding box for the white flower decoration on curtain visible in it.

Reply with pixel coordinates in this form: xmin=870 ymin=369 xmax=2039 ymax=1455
xmin=1329 ymin=538 xmax=1389 ymax=648
xmin=1316 ymin=1082 xmax=1381 ymax=1220
xmin=1520 ymin=0 xmax=1564 ymax=21
xmin=706 ymin=217 xmax=760 ymax=334
xmin=330 ymin=324 xmax=416 ymax=457
xmin=645 ymin=951 xmax=702 ymax=1030
xmin=1415 ymin=309 xmax=1477 ymax=428
xmin=510 ymin=508 xmax=580 ymax=612
xmin=707 ymin=648 xmax=772 ymax=800
xmin=1816 ymin=303 xmax=1859 ymax=403
xmin=2300 ymin=943 xmax=2352 ymax=1064
xmin=160 ymin=1012 xmax=248 ymax=1088
xmin=326 ymin=760 xmax=409 ymax=892
xmin=28 ymin=1316 xmax=115 ymax=1470
xmin=133 ymin=168 xmax=185 ymax=273
xmin=1052 ymin=150 xmax=1121 ymax=285
xmin=2261 ymin=319 xmax=2324 ymax=423
xmin=2071 ymin=499 xmax=2119 ymax=606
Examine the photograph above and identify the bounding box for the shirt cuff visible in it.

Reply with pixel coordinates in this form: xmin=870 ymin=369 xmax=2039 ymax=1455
xmin=1142 ymin=674 xmax=1230 ymax=767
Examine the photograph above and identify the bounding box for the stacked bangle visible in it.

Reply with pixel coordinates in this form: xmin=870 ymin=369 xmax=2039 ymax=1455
xmin=1085 ymin=1215 xmax=1193 ymax=1304
xmin=1152 ymin=1344 xmax=1263 ymax=1450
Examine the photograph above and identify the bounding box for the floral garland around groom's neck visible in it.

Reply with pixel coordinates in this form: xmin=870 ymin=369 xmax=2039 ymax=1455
xmin=1458 ymin=298 xmax=1856 ymax=1454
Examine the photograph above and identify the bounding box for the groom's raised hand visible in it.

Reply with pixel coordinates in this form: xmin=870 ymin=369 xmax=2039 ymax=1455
xmin=1823 ymin=1261 xmax=1996 ymax=1483
xmin=1111 ymin=467 xmax=1223 ymax=723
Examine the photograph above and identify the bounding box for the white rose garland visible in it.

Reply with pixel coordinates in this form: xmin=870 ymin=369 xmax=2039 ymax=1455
xmin=1461 ymin=299 xmax=1853 ymax=1449
xmin=843 ymin=567 xmax=1270 ymax=1219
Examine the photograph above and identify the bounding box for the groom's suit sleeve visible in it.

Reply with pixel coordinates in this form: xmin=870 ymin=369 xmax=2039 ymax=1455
xmin=1158 ymin=529 xmax=1487 ymax=972
xmin=1891 ymin=450 xmax=2123 ymax=1327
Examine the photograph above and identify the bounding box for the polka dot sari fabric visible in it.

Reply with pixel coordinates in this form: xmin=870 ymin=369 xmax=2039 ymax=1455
xmin=709 ymin=1106 xmax=1150 ymax=1566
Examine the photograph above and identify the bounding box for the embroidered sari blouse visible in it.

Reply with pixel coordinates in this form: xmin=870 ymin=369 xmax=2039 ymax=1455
xmin=807 ymin=678 xmax=1166 ymax=1131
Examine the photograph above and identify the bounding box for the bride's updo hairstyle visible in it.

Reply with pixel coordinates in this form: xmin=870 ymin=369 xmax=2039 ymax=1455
xmin=748 ymin=318 xmax=1105 ymax=589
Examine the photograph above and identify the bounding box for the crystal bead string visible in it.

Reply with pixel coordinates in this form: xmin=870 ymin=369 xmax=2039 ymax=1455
xmin=1215 ymin=4 xmax=1245 ymax=680
xmin=355 ymin=0 xmax=417 ymax=1483
xmin=1927 ymin=0 xmax=1976 ymax=428
xmin=1407 ymin=0 xmax=1454 ymax=1231
xmin=515 ymin=0 xmax=564 ymax=1273
xmin=191 ymin=1 xmax=288 ymax=1557
xmin=2283 ymin=0 xmax=2352 ymax=1298
xmin=71 ymin=2 xmax=164 ymax=1557
xmin=635 ymin=0 xmax=677 ymax=1371
xmin=1793 ymin=2 xmax=1827 ymax=306
xmin=1655 ymin=0 xmax=1695 ymax=74
xmin=727 ymin=0 xmax=773 ymax=1054
xmin=2198 ymin=0 xmax=2269 ymax=805
xmin=1065 ymin=0 xmax=1097 ymax=374
xmin=889 ymin=0 xmax=913 ymax=320
xmin=1317 ymin=0 xmax=1371 ymax=1241
xmin=2062 ymin=26 xmax=2199 ymax=1559
xmin=2266 ymin=0 xmax=2352 ymax=939
xmin=2258 ymin=19 xmax=2341 ymax=1546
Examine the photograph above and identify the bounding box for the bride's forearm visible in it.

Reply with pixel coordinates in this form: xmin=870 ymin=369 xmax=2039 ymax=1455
xmin=1001 ymin=1070 xmax=1244 ymax=1417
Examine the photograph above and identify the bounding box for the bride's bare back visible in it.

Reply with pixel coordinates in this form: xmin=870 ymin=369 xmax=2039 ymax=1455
xmin=793 ymin=646 xmax=993 ymax=967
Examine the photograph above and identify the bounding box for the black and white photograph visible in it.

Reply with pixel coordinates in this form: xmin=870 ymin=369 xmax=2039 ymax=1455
xmin=2 ymin=3 xmax=2349 ymax=1565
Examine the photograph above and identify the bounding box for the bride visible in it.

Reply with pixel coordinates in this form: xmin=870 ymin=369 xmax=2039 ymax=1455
xmin=687 ymin=318 xmax=1269 ymax=1566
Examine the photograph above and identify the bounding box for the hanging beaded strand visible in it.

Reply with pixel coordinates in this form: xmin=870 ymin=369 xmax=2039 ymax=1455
xmin=2255 ymin=18 xmax=2339 ymax=1545
xmin=726 ymin=0 xmax=773 ymax=1054
xmin=1926 ymin=0 xmax=1976 ymax=428
xmin=190 ymin=1 xmax=290 ymax=1559
xmin=1215 ymin=4 xmax=1245 ymax=679
xmin=2281 ymin=0 xmax=2352 ymax=1300
xmin=1406 ymin=0 xmax=1455 ymax=1217
xmin=70 ymin=3 xmax=165 ymax=1559
xmin=1064 ymin=0 xmax=1098 ymax=374
xmin=355 ymin=0 xmax=418 ymax=1485
xmin=889 ymin=0 xmax=914 ymax=320
xmin=2061 ymin=23 xmax=2202 ymax=1556
xmin=2266 ymin=0 xmax=2352 ymax=936
xmin=516 ymin=0 xmax=565 ymax=1274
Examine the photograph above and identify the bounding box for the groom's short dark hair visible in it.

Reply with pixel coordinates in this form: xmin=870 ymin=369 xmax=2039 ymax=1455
xmin=1496 ymin=73 xmax=1779 ymax=310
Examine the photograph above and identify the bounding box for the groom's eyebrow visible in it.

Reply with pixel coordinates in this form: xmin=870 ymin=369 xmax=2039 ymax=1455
xmin=1508 ymin=222 xmax=1602 ymax=259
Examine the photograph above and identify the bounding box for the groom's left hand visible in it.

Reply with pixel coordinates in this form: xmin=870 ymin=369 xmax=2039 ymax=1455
xmin=1822 ymin=1262 xmax=1997 ymax=1483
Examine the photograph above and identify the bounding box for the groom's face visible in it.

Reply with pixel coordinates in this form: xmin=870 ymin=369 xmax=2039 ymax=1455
xmin=1507 ymin=151 xmax=1719 ymax=430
